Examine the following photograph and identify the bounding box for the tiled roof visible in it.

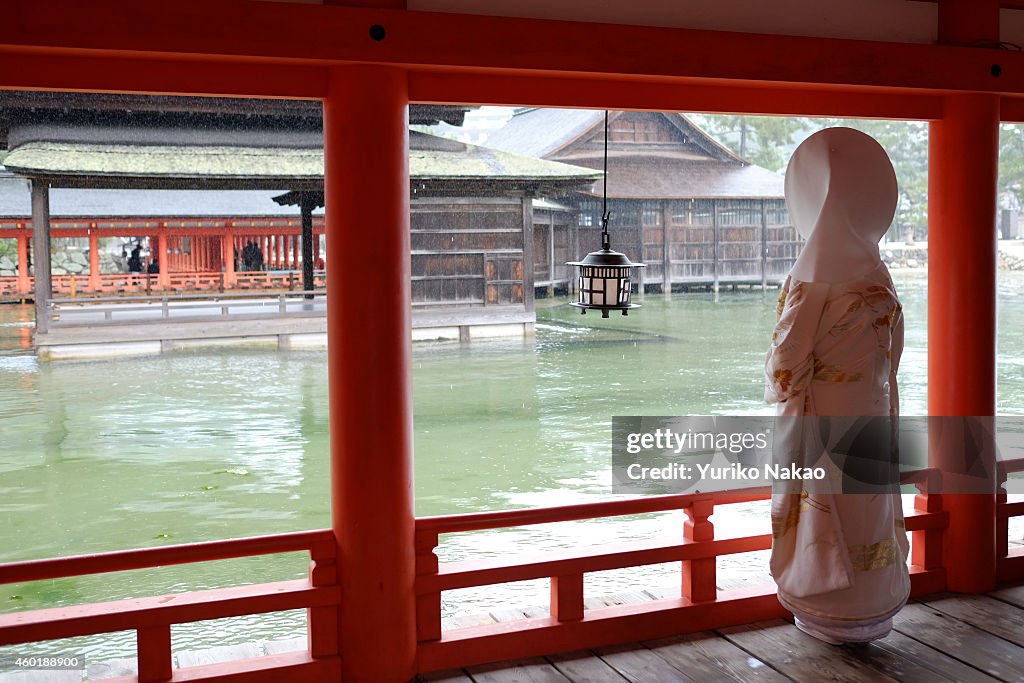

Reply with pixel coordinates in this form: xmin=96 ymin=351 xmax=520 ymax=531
xmin=589 ymin=158 xmax=784 ymax=199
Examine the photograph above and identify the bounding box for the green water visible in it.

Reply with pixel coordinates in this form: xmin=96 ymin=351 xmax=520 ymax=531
xmin=0 ymin=271 xmax=1022 ymax=661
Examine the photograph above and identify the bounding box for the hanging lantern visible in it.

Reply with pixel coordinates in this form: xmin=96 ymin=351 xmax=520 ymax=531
xmin=568 ymin=228 xmax=645 ymax=318
xmin=567 ymin=111 xmax=645 ymax=318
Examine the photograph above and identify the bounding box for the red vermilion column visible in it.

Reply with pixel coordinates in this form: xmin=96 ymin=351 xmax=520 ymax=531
xmin=928 ymin=93 xmax=999 ymax=593
xmin=157 ymin=233 xmax=169 ymax=289
xmin=16 ymin=234 xmax=29 ymax=294
xmin=88 ymin=229 xmax=100 ymax=291
xmin=325 ymin=65 xmax=415 ymax=682
xmin=221 ymin=234 xmax=236 ymax=287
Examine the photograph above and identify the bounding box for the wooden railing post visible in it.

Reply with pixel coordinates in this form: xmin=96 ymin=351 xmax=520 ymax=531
xmin=137 ymin=624 xmax=172 ymax=683
xmin=682 ymin=497 xmax=716 ymax=603
xmin=913 ymin=474 xmax=944 ymax=571
xmin=415 ymin=529 xmax=442 ymax=642
xmin=997 ymin=463 xmax=1009 ymax=562
xmin=550 ymin=573 xmax=584 ymax=622
xmin=307 ymin=539 xmax=339 ymax=658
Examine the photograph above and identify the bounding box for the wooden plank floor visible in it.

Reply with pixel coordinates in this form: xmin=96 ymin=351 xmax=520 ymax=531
xmin=420 ymin=584 xmax=1024 ymax=683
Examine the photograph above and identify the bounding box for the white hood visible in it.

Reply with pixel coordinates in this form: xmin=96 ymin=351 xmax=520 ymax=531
xmin=785 ymin=127 xmax=898 ymax=283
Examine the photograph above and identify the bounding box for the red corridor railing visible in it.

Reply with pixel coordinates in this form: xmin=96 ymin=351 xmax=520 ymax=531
xmin=0 ymin=464 xmax=1021 ymax=680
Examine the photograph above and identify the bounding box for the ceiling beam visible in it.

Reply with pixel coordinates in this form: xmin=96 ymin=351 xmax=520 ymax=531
xmin=0 ymin=0 xmax=1022 ymax=99
xmin=407 ymin=71 xmax=944 ymax=120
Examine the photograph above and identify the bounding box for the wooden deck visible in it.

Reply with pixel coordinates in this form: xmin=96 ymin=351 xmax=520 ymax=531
xmin=421 ymin=584 xmax=1024 ymax=683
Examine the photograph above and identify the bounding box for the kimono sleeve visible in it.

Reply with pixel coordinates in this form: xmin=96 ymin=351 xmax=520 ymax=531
xmin=765 ymin=279 xmax=829 ymax=405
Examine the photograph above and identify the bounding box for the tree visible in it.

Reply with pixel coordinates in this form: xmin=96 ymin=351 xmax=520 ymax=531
xmin=999 ymin=123 xmax=1024 ymax=212
xmin=696 ymin=114 xmax=930 ymax=239
xmin=690 ymin=114 xmax=807 ymax=172
xmin=806 ymin=117 xmax=929 ymax=240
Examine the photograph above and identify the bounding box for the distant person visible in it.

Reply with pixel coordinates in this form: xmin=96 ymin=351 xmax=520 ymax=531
xmin=147 ymin=257 xmax=160 ymax=275
xmin=127 ymin=245 xmax=142 ymax=273
xmin=241 ymin=241 xmax=256 ymax=271
xmin=252 ymin=242 xmax=264 ymax=271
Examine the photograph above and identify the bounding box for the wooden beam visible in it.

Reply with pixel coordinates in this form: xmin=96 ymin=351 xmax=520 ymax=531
xmin=1 ymin=0 xmax=1024 ymax=100
xmin=0 ymin=52 xmax=327 ymax=99
xmin=409 ymin=71 xmax=945 ymax=120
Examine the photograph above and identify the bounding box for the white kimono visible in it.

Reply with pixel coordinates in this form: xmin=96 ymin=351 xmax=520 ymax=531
xmin=765 ymin=127 xmax=911 ymax=644
xmin=765 ymin=265 xmax=910 ymax=642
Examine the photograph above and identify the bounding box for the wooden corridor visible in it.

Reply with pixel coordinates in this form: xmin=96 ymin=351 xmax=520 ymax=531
xmin=421 ymin=585 xmax=1024 ymax=683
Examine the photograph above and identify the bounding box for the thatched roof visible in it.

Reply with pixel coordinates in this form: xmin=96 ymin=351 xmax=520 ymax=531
xmin=1 ymin=129 xmax=599 ymax=193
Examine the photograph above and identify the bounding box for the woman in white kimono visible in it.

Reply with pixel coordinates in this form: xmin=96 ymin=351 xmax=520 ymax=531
xmin=764 ymin=127 xmax=910 ymax=644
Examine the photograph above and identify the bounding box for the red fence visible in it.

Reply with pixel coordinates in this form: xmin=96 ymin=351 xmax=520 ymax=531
xmin=0 ymin=530 xmax=340 ymax=683
xmin=0 ymin=216 xmax=327 ymax=300
xmin=0 ymin=271 xmax=328 ymax=300
xmin=6 ymin=461 xmax=1021 ymax=679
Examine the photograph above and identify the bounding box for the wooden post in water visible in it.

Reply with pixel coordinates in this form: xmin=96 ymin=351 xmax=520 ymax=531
xmin=760 ymin=200 xmax=768 ymax=291
xmin=712 ymin=200 xmax=720 ymax=293
xmin=662 ymin=200 xmax=671 ymax=294
xmin=300 ymin=195 xmax=315 ymax=295
xmin=522 ymin=195 xmax=535 ymax=313
xmin=325 ymin=65 xmax=416 ymax=682
xmin=31 ymin=180 xmax=51 ymax=334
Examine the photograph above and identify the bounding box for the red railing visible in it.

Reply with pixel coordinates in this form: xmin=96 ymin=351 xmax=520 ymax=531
xmin=412 ymin=471 xmax=950 ymax=672
xmin=0 ymin=271 xmax=328 ymax=299
xmin=2 ymin=464 xmax=1022 ymax=680
xmin=0 ymin=530 xmax=340 ymax=683
xmin=999 ymin=457 xmax=1024 ymax=581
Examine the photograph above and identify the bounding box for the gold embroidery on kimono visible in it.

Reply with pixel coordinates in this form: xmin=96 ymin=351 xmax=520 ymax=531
xmin=848 ymin=539 xmax=899 ymax=572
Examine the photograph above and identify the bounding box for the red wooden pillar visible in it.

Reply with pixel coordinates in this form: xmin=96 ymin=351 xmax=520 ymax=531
xmin=928 ymin=93 xmax=999 ymax=593
xmin=221 ymin=234 xmax=236 ymax=287
xmin=325 ymin=65 xmax=415 ymax=682
xmin=157 ymin=232 xmax=169 ymax=288
xmin=929 ymin=0 xmax=1000 ymax=594
xmin=88 ymin=228 xmax=100 ymax=291
xmin=16 ymin=233 xmax=29 ymax=294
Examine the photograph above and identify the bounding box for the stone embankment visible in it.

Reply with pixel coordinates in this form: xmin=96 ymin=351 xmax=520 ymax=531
xmin=0 ymin=249 xmax=127 ymax=277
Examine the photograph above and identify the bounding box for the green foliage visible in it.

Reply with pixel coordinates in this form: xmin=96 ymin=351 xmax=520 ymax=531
xmin=808 ymin=117 xmax=929 ymax=240
xmin=692 ymin=114 xmax=806 ymax=172
xmin=694 ymin=114 xmax=930 ymax=239
xmin=1000 ymin=123 xmax=1024 ymax=209
xmin=0 ymin=239 xmax=17 ymax=261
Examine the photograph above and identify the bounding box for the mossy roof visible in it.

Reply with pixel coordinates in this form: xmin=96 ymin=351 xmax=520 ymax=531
xmin=2 ymin=139 xmax=600 ymax=186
